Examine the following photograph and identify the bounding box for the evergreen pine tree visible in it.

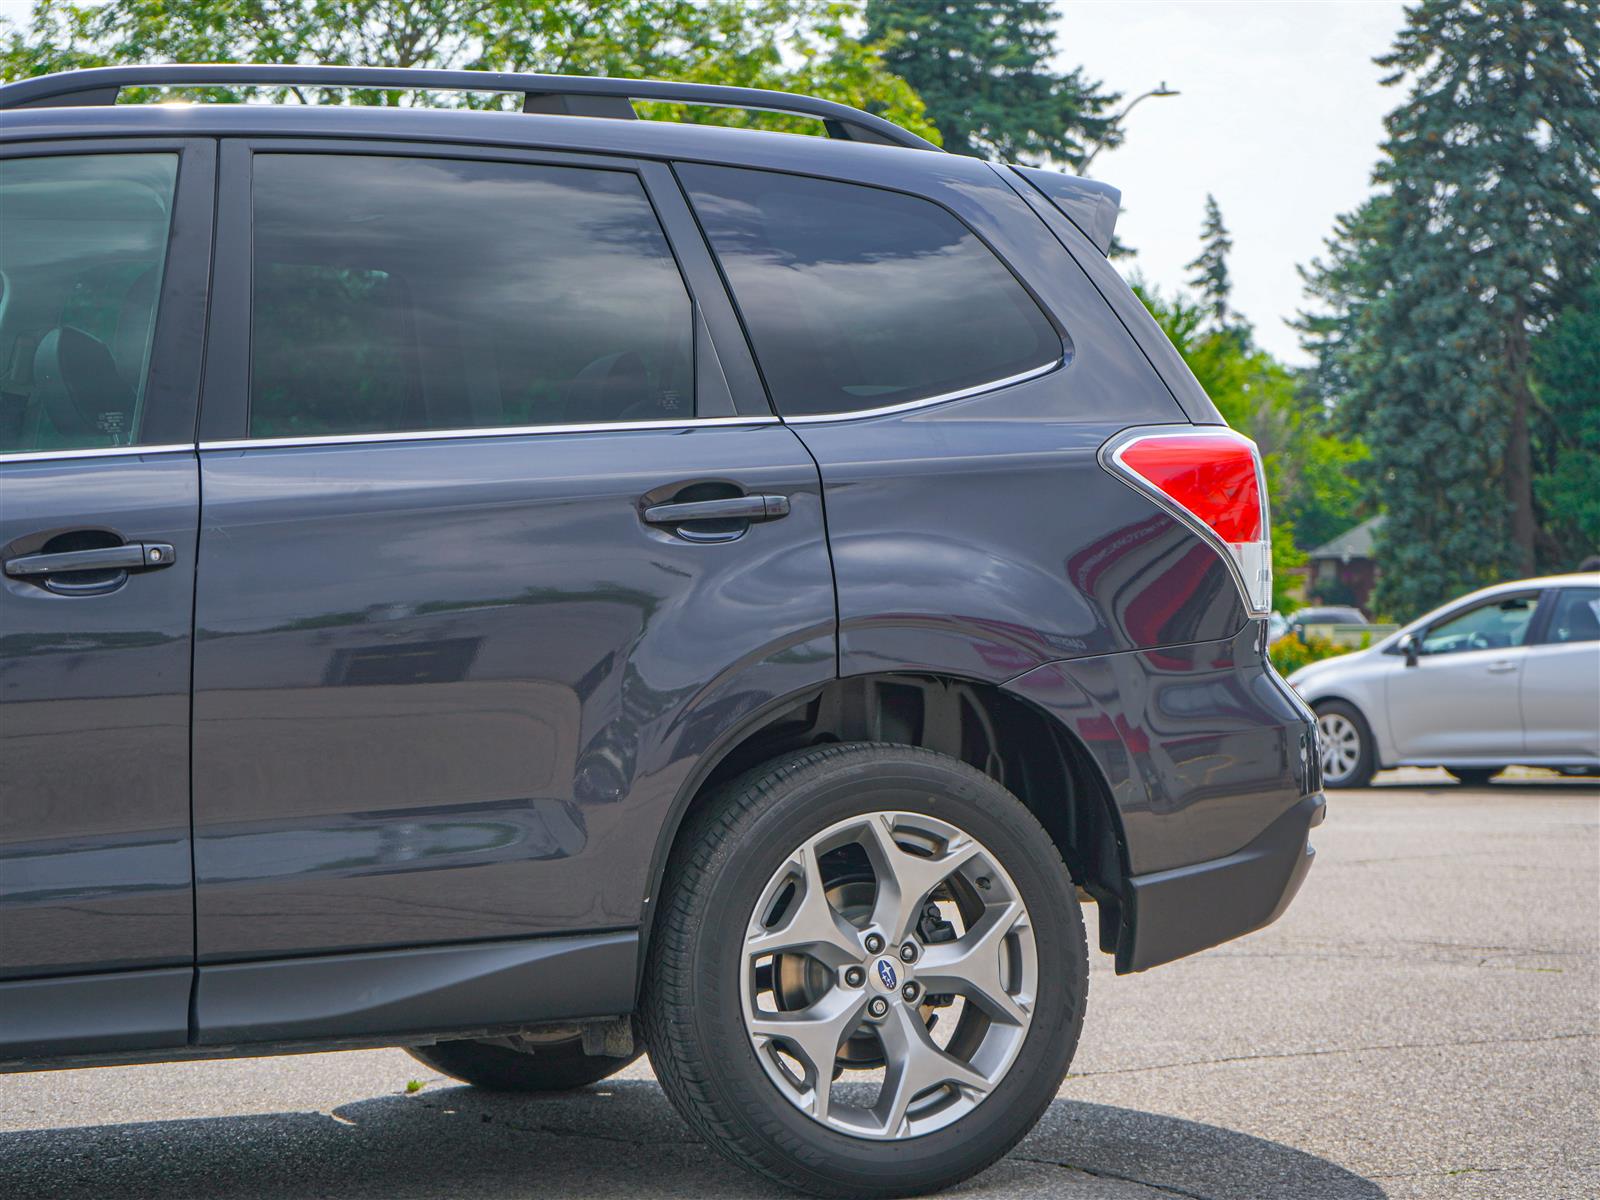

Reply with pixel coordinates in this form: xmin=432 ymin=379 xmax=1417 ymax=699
xmin=1186 ymin=194 xmax=1235 ymax=333
xmin=864 ymin=0 xmax=1119 ymax=165
xmin=1298 ymin=0 xmax=1599 ymax=618
xmin=1532 ymin=272 xmax=1600 ymax=561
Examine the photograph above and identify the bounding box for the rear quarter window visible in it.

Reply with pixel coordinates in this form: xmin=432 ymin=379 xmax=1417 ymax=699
xmin=679 ymin=164 xmax=1061 ymax=418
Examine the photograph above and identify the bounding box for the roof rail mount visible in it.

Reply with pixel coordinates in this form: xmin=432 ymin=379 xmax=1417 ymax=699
xmin=0 ymin=63 xmax=941 ymax=153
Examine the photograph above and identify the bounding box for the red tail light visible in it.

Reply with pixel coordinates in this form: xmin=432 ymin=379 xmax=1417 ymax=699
xmin=1102 ymin=427 xmax=1272 ymax=616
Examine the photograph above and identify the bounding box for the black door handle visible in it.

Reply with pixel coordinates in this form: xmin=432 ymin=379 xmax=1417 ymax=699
xmin=4 ymin=542 xmax=176 ymax=579
xmin=642 ymin=494 xmax=791 ymax=526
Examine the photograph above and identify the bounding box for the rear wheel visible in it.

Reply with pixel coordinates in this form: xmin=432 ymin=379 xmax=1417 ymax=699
xmin=1315 ymin=700 xmax=1376 ymax=789
xmin=642 ymin=743 xmax=1087 ymax=1198
xmin=405 ymin=1035 xmax=639 ymax=1092
xmin=1446 ymin=767 xmax=1502 ymax=787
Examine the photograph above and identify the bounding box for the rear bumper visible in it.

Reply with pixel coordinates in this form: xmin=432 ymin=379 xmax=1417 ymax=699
xmin=1117 ymin=792 xmax=1323 ymax=972
xmin=1002 ymin=624 xmax=1322 ymax=973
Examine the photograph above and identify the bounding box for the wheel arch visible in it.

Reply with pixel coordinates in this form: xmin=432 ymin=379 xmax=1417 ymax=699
xmin=633 ymin=671 xmax=1131 ymax=990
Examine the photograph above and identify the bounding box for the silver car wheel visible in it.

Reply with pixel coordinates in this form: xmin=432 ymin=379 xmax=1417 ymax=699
xmin=739 ymin=810 xmax=1036 ymax=1140
xmin=1318 ymin=711 xmax=1362 ymax=783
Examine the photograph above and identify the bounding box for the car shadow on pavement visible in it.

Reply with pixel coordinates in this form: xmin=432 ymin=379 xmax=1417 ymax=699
xmin=0 ymin=1079 xmax=1386 ymax=1199
xmin=1367 ymin=773 xmax=1599 ymax=791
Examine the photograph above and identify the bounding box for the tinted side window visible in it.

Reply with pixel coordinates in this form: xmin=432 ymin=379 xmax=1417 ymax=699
xmin=1543 ymin=587 xmax=1600 ymax=644
xmin=1421 ymin=594 xmax=1538 ymax=655
xmin=680 ymin=164 xmax=1060 ymax=418
xmin=250 ymin=155 xmax=693 ymax=438
xmin=0 ymin=153 xmax=177 ymax=453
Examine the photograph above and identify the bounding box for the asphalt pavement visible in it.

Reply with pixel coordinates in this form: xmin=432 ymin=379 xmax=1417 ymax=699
xmin=3 ymin=769 xmax=1596 ymax=1199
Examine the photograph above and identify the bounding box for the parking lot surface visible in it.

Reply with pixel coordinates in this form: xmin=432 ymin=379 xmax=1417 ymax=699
xmin=2 ymin=771 xmax=1595 ymax=1199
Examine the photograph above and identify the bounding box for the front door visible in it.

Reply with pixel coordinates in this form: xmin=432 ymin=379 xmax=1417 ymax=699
xmin=0 ymin=141 xmax=212 ymax=1054
xmin=189 ymin=144 xmax=835 ymax=963
xmin=1385 ymin=591 xmax=1541 ymax=762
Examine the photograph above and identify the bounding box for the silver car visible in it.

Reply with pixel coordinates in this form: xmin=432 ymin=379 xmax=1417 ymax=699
xmin=1288 ymin=573 xmax=1600 ymax=787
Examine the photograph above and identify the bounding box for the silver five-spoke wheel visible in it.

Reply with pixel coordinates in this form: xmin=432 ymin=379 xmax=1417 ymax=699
xmin=1317 ymin=710 xmax=1362 ymax=784
xmin=740 ymin=810 xmax=1036 ymax=1139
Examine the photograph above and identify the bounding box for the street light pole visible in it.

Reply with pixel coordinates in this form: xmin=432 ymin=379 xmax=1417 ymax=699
xmin=1077 ymin=81 xmax=1180 ymax=175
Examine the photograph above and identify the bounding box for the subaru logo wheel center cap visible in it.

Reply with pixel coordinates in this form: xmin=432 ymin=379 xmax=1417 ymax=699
xmin=874 ymin=958 xmax=899 ymax=991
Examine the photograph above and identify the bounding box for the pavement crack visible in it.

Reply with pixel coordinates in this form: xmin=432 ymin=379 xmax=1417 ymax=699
xmin=1373 ymin=1161 xmax=1600 ymax=1180
xmin=1067 ymin=1031 xmax=1596 ymax=1079
xmin=1013 ymin=1155 xmax=1217 ymax=1199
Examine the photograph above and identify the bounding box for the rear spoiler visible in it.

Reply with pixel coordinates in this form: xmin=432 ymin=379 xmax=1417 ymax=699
xmin=1009 ymin=165 xmax=1121 ymax=256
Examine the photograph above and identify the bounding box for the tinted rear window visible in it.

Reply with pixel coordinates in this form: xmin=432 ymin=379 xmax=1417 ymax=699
xmin=249 ymin=154 xmax=693 ymax=439
xmin=679 ymin=165 xmax=1060 ymax=418
xmin=1544 ymin=587 xmax=1600 ymax=644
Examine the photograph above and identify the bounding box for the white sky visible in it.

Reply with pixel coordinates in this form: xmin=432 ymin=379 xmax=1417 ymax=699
xmin=1057 ymin=0 xmax=1409 ymax=362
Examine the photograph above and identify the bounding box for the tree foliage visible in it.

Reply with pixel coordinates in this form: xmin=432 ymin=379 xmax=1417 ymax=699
xmin=0 ymin=0 xmax=938 ymax=142
xmin=863 ymin=0 xmax=1117 ymax=165
xmin=1297 ymin=0 xmax=1600 ymax=619
xmin=1532 ymin=271 xmax=1600 ymax=555
xmin=1185 ymin=193 xmax=1235 ymax=334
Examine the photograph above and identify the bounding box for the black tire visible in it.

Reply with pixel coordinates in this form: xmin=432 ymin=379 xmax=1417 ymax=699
xmin=405 ymin=1036 xmax=639 ymax=1092
xmin=641 ymin=742 xmax=1088 ymax=1199
xmin=1446 ymin=767 xmax=1501 ymax=787
xmin=1314 ymin=699 xmax=1377 ymax=789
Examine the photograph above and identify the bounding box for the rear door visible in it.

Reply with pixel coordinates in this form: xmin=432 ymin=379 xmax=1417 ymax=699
xmin=1385 ymin=591 xmax=1540 ymax=762
xmin=0 ymin=140 xmax=212 ymax=1052
xmin=190 ymin=142 xmax=834 ymax=963
xmin=1521 ymin=585 xmax=1600 ymax=761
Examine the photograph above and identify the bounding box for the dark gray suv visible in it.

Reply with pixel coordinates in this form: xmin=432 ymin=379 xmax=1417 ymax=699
xmin=0 ymin=66 xmax=1323 ymax=1198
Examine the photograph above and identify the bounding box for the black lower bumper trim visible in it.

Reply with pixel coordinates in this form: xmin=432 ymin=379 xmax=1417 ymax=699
xmin=1116 ymin=793 xmax=1324 ymax=974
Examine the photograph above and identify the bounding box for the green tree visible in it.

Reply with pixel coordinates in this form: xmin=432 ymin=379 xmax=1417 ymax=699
xmin=1532 ymin=272 xmax=1600 ymax=561
xmin=864 ymin=0 xmax=1117 ymax=165
xmin=1298 ymin=0 xmax=1600 ymax=619
xmin=0 ymin=1 xmax=937 ymax=142
xmin=1275 ymin=404 xmax=1370 ymax=557
xmin=1185 ymin=193 xmax=1235 ymax=334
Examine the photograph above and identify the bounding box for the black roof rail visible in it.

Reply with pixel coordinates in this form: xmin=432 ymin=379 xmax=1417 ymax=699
xmin=0 ymin=63 xmax=942 ymax=152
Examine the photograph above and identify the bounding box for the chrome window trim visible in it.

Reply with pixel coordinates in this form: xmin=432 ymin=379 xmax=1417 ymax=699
xmin=198 ymin=414 xmax=779 ymax=451
xmin=2 ymin=366 xmax=1058 ymax=458
xmin=779 ymin=358 xmax=1062 ymax=424
xmin=0 ymin=443 xmax=195 ymax=464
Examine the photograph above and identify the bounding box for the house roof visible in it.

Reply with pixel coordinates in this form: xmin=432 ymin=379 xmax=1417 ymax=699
xmin=1308 ymin=515 xmax=1385 ymax=562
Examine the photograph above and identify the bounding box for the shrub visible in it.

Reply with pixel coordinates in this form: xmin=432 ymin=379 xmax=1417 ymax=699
xmin=1270 ymin=633 xmax=1350 ymax=675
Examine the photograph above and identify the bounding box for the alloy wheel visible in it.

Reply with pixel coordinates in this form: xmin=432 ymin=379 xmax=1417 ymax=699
xmin=739 ymin=810 xmax=1036 ymax=1140
xmin=1318 ymin=711 xmax=1362 ymax=783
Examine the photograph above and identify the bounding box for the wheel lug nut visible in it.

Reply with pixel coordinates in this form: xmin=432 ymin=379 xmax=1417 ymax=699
xmin=901 ymin=981 xmax=920 ymax=1004
xmin=898 ymin=942 xmax=918 ymax=964
xmin=864 ymin=933 xmax=885 ymax=954
xmin=844 ymin=966 xmax=865 ymax=987
xmin=867 ymin=997 xmax=889 ymax=1019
